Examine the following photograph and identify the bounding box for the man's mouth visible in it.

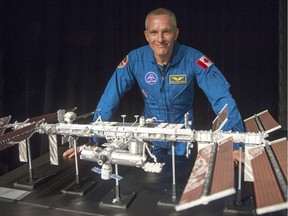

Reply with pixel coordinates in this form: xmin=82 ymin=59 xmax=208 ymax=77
xmin=155 ymin=45 xmax=166 ymax=49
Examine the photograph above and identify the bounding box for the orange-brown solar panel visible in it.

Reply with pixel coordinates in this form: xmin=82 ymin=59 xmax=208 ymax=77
xmin=176 ymin=140 xmax=235 ymax=211
xmin=244 ymin=110 xmax=281 ymax=134
xmin=249 ymin=146 xmax=287 ymax=214
xmin=178 ymin=144 xmax=213 ymax=206
xmin=28 ymin=107 xmax=77 ymax=123
xmin=0 ymin=122 xmax=37 ymax=145
xmin=257 ymin=110 xmax=281 ymax=133
xmin=270 ymin=138 xmax=288 ymax=181
xmin=244 ymin=116 xmax=260 ymax=133
xmin=212 ymin=104 xmax=228 ymax=131
xmin=28 ymin=112 xmax=58 ymax=123
xmin=212 ymin=120 xmax=217 ymax=132
xmin=210 ymin=140 xmax=234 ymax=194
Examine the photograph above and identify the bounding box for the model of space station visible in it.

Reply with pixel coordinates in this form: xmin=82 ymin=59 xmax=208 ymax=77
xmin=0 ymin=105 xmax=287 ymax=215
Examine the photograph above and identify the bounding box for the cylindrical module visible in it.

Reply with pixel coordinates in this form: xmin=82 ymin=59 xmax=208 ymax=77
xmin=80 ymin=146 xmax=101 ymax=162
xmin=101 ymin=163 xmax=112 ymax=180
xmin=128 ymin=140 xmax=144 ymax=154
xmin=111 ymin=151 xmax=146 ymax=167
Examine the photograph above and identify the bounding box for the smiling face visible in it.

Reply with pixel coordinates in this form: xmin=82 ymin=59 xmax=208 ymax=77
xmin=144 ymin=14 xmax=179 ymax=65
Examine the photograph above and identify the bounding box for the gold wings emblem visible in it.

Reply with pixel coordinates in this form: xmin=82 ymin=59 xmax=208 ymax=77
xmin=172 ymin=76 xmax=184 ymax=81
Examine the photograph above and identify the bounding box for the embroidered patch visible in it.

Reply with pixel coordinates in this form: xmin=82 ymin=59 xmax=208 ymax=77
xmin=169 ymin=75 xmax=187 ymax=84
xmin=145 ymin=72 xmax=158 ymax=85
xmin=196 ymin=56 xmax=213 ymax=70
xmin=117 ymin=55 xmax=128 ymax=68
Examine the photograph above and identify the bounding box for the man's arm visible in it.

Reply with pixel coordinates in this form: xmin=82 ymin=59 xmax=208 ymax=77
xmin=194 ymin=55 xmax=244 ymax=133
xmin=63 ymin=55 xmax=135 ymax=157
xmin=92 ymin=55 xmax=135 ymax=143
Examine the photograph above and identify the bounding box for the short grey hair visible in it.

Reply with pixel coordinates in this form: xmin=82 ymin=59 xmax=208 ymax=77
xmin=145 ymin=8 xmax=177 ymax=30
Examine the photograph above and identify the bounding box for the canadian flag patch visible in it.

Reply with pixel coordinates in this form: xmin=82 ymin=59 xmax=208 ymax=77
xmin=196 ymin=56 xmax=213 ymax=70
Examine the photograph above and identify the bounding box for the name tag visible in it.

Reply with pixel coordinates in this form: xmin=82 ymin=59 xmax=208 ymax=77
xmin=169 ymin=75 xmax=187 ymax=84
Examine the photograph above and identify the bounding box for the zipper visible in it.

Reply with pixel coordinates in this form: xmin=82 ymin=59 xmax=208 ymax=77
xmin=156 ymin=63 xmax=170 ymax=122
xmin=156 ymin=64 xmax=168 ymax=89
xmin=161 ymin=64 xmax=167 ymax=80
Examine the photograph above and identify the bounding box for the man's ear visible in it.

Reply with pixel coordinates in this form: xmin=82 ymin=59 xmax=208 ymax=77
xmin=144 ymin=30 xmax=149 ymax=42
xmin=174 ymin=28 xmax=179 ymax=41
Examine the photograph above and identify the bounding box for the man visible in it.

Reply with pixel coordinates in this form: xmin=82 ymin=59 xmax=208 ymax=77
xmin=64 ymin=8 xmax=244 ymax=158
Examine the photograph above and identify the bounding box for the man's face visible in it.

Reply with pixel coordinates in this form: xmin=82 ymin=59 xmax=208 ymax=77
xmin=144 ymin=14 xmax=179 ymax=62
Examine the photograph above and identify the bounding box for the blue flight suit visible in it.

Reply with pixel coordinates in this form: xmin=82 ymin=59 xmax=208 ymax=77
xmin=93 ymin=42 xmax=244 ymax=155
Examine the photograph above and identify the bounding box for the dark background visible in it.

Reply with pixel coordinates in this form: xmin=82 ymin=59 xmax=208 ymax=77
xmin=0 ymin=0 xmax=287 ymax=173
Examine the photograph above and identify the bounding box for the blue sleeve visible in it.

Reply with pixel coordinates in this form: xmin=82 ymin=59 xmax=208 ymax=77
xmin=195 ymin=64 xmax=244 ymax=150
xmin=91 ymin=55 xmax=135 ymax=143
xmin=194 ymin=62 xmax=244 ymax=132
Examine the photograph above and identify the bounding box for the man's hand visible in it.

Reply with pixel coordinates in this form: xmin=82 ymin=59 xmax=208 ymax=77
xmin=63 ymin=146 xmax=82 ymax=158
xmin=233 ymin=149 xmax=245 ymax=166
xmin=63 ymin=141 xmax=97 ymax=158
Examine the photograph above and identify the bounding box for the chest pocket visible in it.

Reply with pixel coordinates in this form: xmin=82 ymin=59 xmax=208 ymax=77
xmin=166 ymin=73 xmax=194 ymax=104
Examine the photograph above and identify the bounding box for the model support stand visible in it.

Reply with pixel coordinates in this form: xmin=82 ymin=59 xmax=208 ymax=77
xmin=61 ymin=136 xmax=96 ymax=196
xmin=14 ymin=138 xmax=50 ymax=190
xmin=223 ymin=144 xmax=256 ymax=215
xmin=99 ymin=164 xmax=136 ymax=209
xmin=157 ymin=142 xmax=179 ymax=207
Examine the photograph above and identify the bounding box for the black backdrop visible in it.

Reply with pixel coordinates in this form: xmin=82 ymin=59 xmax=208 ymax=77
xmin=0 ymin=0 xmax=287 ymax=173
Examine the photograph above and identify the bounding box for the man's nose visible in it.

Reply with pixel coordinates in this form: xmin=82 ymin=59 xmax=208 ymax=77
xmin=157 ymin=33 xmax=164 ymax=42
